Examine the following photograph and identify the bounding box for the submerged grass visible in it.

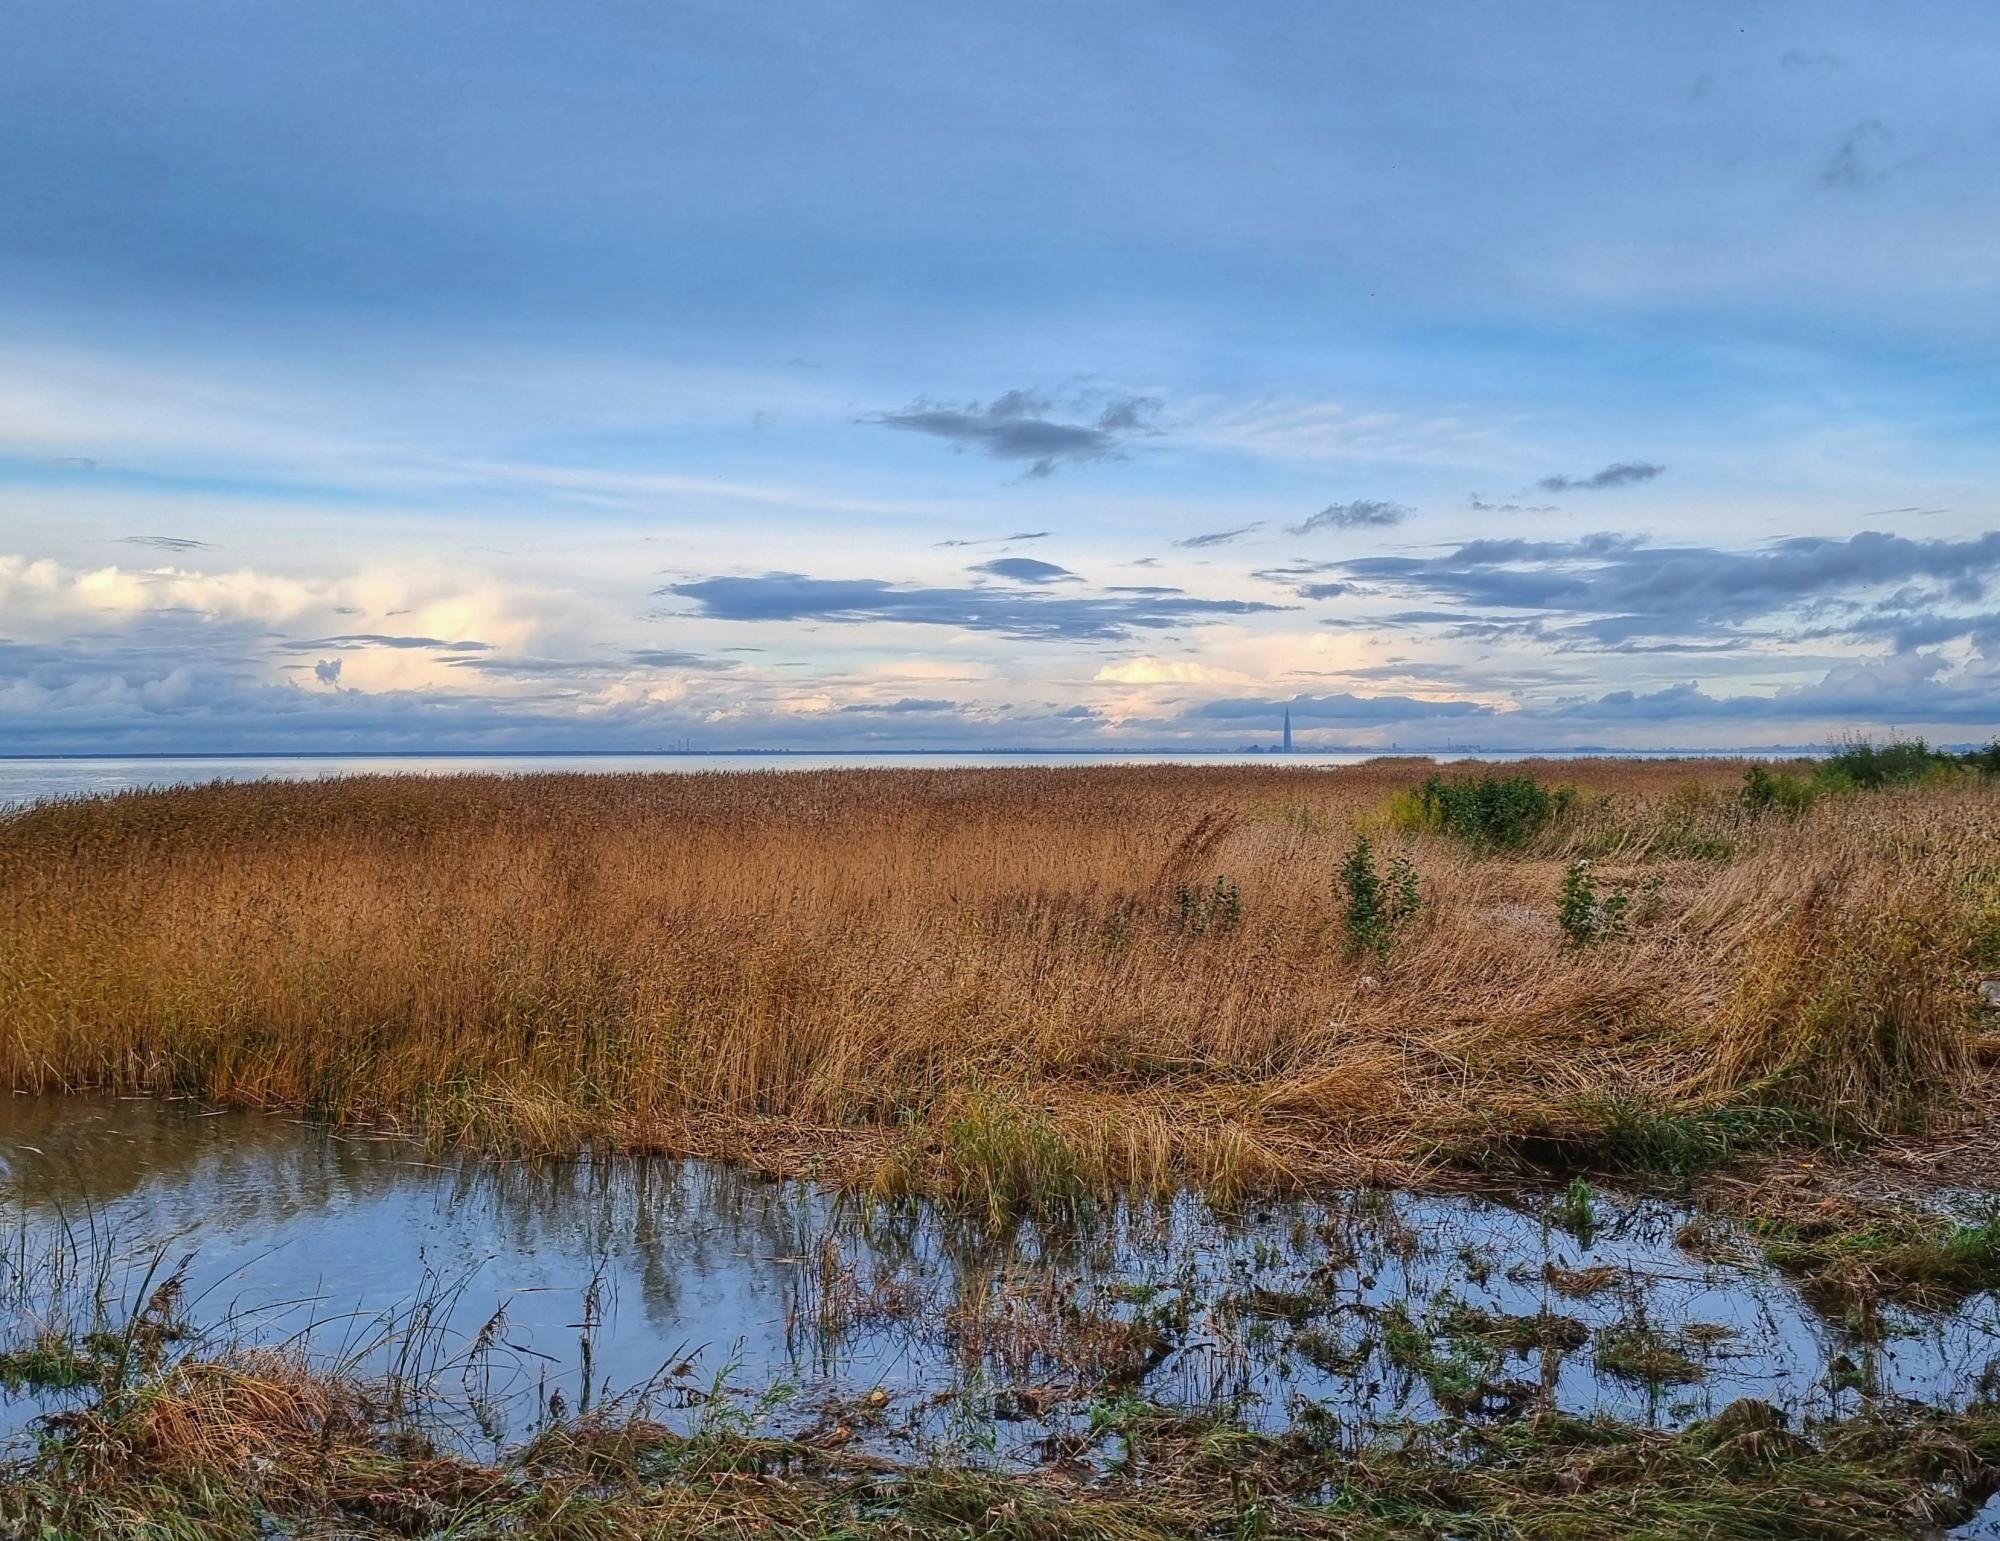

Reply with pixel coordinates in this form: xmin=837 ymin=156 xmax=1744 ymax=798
xmin=3 ymin=759 xmax=1997 ymax=1213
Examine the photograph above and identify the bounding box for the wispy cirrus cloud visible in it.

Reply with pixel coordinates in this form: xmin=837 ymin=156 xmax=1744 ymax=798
xmin=1174 ymin=523 xmax=1264 ymax=549
xmin=114 ymin=534 xmax=214 ymax=553
xmin=279 ymin=633 xmax=493 ymax=652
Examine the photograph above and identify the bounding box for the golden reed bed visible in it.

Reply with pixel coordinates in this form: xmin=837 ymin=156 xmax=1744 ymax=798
xmin=3 ymin=760 xmax=1994 ymax=1206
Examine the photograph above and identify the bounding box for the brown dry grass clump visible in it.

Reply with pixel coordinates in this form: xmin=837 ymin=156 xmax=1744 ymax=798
xmin=3 ymin=759 xmax=1996 ymax=1202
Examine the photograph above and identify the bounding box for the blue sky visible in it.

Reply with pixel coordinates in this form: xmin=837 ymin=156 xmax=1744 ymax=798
xmin=3 ymin=0 xmax=1998 ymax=751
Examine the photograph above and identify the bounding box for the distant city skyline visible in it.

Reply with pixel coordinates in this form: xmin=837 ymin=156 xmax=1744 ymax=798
xmin=3 ymin=2 xmax=1997 ymax=754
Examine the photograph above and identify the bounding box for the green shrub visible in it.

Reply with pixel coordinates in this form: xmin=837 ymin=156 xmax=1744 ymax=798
xmin=1338 ymin=833 xmax=1420 ymax=955
xmin=1557 ymin=859 xmax=1628 ymax=946
xmin=1172 ymin=875 xmax=1241 ymax=935
xmin=1395 ymin=772 xmax=1573 ymax=850
xmin=1740 ymin=764 xmax=1819 ymax=817
xmin=1741 ymin=738 xmax=1993 ymax=821
xmin=1819 ymin=736 xmax=1960 ymax=790
xmin=1957 ymin=740 xmax=2000 ymax=778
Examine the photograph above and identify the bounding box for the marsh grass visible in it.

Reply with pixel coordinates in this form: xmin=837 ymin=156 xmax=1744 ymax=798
xmin=4 ymin=759 xmax=1996 ymax=1213
xmin=1748 ymin=1201 xmax=2000 ymax=1319
xmin=10 ymin=1337 xmax=2000 ymax=1540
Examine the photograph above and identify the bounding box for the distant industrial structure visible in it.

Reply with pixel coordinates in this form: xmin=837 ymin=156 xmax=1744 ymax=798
xmin=1282 ymin=707 xmax=1293 ymax=753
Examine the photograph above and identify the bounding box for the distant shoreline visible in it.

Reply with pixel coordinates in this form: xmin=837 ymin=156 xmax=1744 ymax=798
xmin=0 ymin=745 xmax=1868 ymax=761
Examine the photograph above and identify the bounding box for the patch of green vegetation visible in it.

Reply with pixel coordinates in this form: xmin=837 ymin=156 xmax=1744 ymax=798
xmin=1434 ymin=1298 xmax=1587 ymax=1356
xmin=1171 ymin=874 xmax=1242 ymax=935
xmin=1338 ymin=832 xmax=1422 ymax=955
xmin=1593 ymin=1098 xmax=1844 ymax=1179
xmin=1551 ymin=1176 xmax=1597 ymax=1240
xmin=932 ymin=1093 xmax=1092 ymax=1227
xmin=1557 ymin=858 xmax=1630 ymax=946
xmin=1749 ymin=1203 xmax=2000 ymax=1316
xmin=1290 ymin=1323 xmax=1372 ymax=1375
xmin=1385 ymin=771 xmax=1575 ymax=851
xmin=1742 ymin=736 xmax=2000 ymax=819
xmin=0 ymin=1333 xmax=99 ymax=1393
xmin=1593 ymin=1313 xmax=1713 ymax=1388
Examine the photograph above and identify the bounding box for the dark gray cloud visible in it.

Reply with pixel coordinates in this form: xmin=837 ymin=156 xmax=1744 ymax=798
xmin=869 ymin=390 xmax=1157 ymax=478
xmin=1331 ymin=530 xmax=2000 ymax=638
xmin=280 ymin=633 xmax=493 ymax=652
xmin=312 ymin=658 xmax=341 ymax=685
xmin=663 ymin=571 xmax=1288 ymax=641
xmin=1288 ymin=500 xmax=1411 ymax=535
xmin=1535 ymin=462 xmax=1664 ymax=494
xmin=115 ymin=535 xmax=214 ymax=553
xmin=970 ymin=557 xmax=1077 ymax=584
xmin=1174 ymin=523 xmax=1264 ymax=549
xmin=1251 ymin=560 xmax=1355 ymax=601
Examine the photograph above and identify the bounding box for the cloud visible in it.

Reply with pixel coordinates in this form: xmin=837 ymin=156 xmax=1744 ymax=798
xmin=312 ymin=658 xmax=341 ymax=686
xmin=935 ymin=529 xmax=1054 ymax=548
xmin=868 ymin=390 xmax=1157 ymax=477
xmin=838 ymin=696 xmax=956 ymax=714
xmin=663 ymin=571 xmax=1288 ymax=641
xmin=280 ymin=633 xmax=493 ymax=652
xmin=970 ymin=557 xmax=1077 ymax=584
xmin=1821 ymin=119 xmax=1893 ymax=190
xmin=1779 ymin=46 xmax=1842 ymax=73
xmin=444 ymin=649 xmax=735 ymax=676
xmin=1174 ymin=523 xmax=1264 ymax=549
xmin=1330 ymin=529 xmax=2000 ymax=639
xmin=115 ymin=535 xmax=214 ymax=553
xmin=1534 ymin=462 xmax=1665 ymax=493
xmin=1287 ymin=500 xmax=1411 ymax=535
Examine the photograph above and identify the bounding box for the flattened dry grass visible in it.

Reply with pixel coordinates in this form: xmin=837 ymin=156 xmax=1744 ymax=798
xmin=2 ymin=760 xmax=1995 ymax=1203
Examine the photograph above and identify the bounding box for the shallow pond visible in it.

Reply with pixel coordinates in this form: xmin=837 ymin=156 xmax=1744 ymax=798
xmin=5 ymin=1096 xmax=1999 ymax=1469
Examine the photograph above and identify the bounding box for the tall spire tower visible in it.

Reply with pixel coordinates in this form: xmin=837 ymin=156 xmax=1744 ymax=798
xmin=1282 ymin=706 xmax=1293 ymax=753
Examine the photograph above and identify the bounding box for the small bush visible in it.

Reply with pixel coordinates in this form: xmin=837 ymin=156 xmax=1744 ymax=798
xmin=1172 ymin=875 xmax=1241 ymax=936
xmin=1742 ymin=738 xmax=1992 ymax=821
xmin=1961 ymin=740 xmax=2000 ymax=778
xmin=1338 ymin=833 xmax=1421 ymax=955
xmin=1393 ymin=773 xmax=1573 ymax=850
xmin=1557 ymin=859 xmax=1628 ymax=946
xmin=1741 ymin=764 xmax=1819 ymax=818
xmin=1819 ymin=736 xmax=1961 ymax=791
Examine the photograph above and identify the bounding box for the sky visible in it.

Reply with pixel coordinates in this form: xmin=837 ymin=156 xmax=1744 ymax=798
xmin=3 ymin=1 xmax=1998 ymax=753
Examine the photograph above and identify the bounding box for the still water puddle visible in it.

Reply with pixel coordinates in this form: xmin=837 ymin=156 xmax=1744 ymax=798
xmin=5 ymin=1096 xmax=1999 ymax=1466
